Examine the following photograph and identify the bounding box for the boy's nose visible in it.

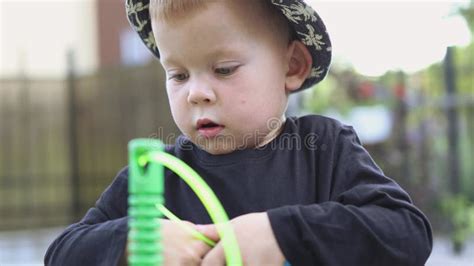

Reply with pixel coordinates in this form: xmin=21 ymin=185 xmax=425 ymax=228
xmin=187 ymin=82 xmax=216 ymax=105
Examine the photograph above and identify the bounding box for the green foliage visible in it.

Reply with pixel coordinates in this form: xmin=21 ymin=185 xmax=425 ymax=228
xmin=304 ymin=74 xmax=354 ymax=115
xmin=412 ymin=44 xmax=473 ymax=97
xmin=377 ymin=71 xmax=398 ymax=89
xmin=418 ymin=63 xmax=444 ymax=97
xmin=441 ymin=195 xmax=474 ymax=253
xmin=459 ymin=0 xmax=474 ymax=34
xmin=453 ymin=42 xmax=474 ymax=95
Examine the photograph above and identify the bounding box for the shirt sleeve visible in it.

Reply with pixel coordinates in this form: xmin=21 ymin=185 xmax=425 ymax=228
xmin=44 ymin=168 xmax=129 ymax=266
xmin=267 ymin=125 xmax=433 ymax=266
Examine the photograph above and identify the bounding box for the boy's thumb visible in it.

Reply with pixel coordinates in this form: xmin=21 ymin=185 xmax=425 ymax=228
xmin=195 ymin=224 xmax=220 ymax=241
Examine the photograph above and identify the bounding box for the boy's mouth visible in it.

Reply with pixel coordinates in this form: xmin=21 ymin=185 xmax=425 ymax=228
xmin=196 ymin=119 xmax=224 ymax=138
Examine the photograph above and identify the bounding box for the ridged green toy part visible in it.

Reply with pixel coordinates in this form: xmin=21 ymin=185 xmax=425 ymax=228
xmin=128 ymin=138 xmax=242 ymax=266
xmin=128 ymin=139 xmax=165 ymax=266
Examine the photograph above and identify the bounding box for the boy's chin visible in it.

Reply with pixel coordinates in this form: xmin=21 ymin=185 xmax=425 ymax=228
xmin=191 ymin=137 xmax=249 ymax=155
xmin=195 ymin=141 xmax=241 ymax=155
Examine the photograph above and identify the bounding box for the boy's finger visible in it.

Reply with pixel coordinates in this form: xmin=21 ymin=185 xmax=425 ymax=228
xmin=191 ymin=240 xmax=213 ymax=258
xmin=195 ymin=224 xmax=220 ymax=241
xmin=201 ymin=243 xmax=225 ymax=266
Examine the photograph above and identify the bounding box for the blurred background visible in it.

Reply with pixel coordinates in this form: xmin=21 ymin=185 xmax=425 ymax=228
xmin=0 ymin=0 xmax=473 ymax=265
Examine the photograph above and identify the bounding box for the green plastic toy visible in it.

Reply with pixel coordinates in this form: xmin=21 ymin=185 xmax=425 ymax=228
xmin=127 ymin=139 xmax=242 ymax=266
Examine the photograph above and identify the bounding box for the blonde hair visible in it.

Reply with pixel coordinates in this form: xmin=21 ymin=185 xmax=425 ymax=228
xmin=149 ymin=0 xmax=295 ymax=43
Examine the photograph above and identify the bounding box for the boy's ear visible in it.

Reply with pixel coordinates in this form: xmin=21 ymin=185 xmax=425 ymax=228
xmin=284 ymin=40 xmax=312 ymax=92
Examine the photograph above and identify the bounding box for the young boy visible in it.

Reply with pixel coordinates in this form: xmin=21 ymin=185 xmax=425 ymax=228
xmin=45 ymin=0 xmax=432 ymax=265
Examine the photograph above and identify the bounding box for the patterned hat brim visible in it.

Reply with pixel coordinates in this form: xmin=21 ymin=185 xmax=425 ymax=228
xmin=126 ymin=0 xmax=332 ymax=92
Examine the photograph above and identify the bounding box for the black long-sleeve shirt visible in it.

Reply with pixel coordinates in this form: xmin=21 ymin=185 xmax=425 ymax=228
xmin=45 ymin=115 xmax=432 ymax=265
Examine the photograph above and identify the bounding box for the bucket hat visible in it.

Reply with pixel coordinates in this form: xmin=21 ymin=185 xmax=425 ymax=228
xmin=125 ymin=0 xmax=332 ymax=91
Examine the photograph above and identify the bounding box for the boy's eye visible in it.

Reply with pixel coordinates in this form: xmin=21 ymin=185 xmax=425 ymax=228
xmin=215 ymin=66 xmax=238 ymax=76
xmin=169 ymin=72 xmax=189 ymax=81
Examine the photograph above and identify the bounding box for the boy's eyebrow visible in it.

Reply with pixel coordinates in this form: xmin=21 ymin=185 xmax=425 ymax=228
xmin=207 ymin=48 xmax=242 ymax=61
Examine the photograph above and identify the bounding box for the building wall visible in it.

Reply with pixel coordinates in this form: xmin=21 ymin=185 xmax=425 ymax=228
xmin=97 ymin=0 xmax=129 ymax=67
xmin=99 ymin=0 xmax=153 ymax=67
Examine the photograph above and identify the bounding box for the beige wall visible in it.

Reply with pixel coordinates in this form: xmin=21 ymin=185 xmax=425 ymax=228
xmin=0 ymin=0 xmax=98 ymax=79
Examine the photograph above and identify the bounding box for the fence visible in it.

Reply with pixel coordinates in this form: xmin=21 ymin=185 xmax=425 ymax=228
xmin=0 ymin=59 xmax=179 ymax=230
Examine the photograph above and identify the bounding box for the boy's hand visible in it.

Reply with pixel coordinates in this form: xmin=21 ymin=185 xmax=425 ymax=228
xmin=160 ymin=218 xmax=213 ymax=266
xmin=198 ymin=212 xmax=285 ymax=266
xmin=125 ymin=219 xmax=213 ymax=265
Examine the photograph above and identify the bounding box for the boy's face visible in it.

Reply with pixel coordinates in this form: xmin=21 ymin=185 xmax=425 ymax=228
xmin=152 ymin=1 xmax=292 ymax=155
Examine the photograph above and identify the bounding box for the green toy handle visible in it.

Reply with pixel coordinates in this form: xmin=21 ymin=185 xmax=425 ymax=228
xmin=128 ymin=139 xmax=242 ymax=266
